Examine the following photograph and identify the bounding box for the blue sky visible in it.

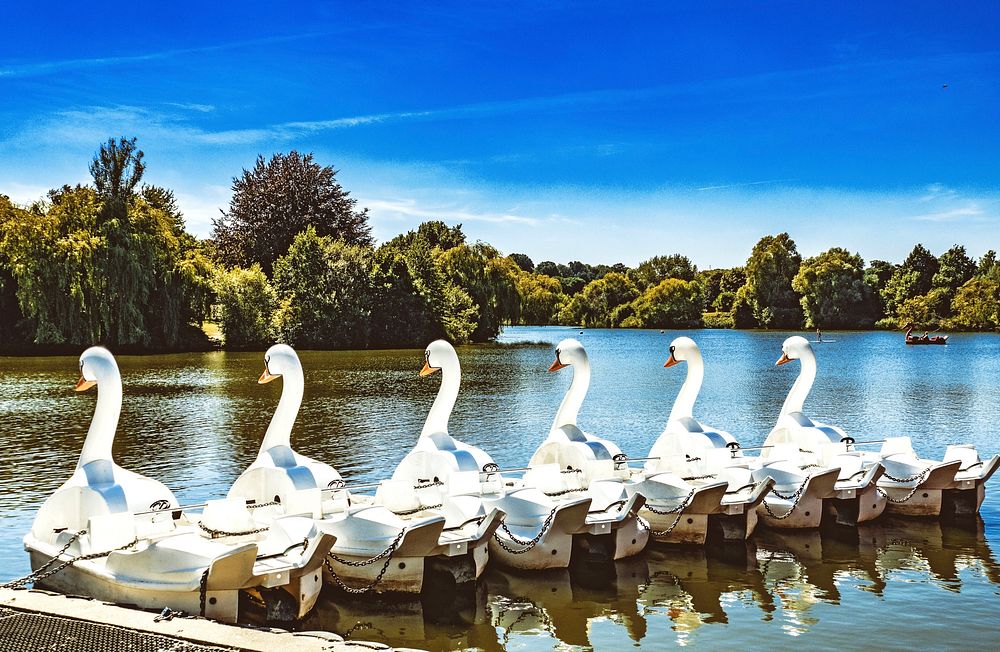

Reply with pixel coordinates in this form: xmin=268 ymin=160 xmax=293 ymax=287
xmin=1 ymin=2 xmax=998 ymax=268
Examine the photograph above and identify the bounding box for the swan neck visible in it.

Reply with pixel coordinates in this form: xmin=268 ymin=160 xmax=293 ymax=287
xmin=551 ymin=359 xmax=590 ymax=433
xmin=421 ymin=357 xmax=460 ymax=437
xmin=780 ymin=352 xmax=816 ymax=416
xmin=260 ymin=368 xmax=303 ymax=452
xmin=668 ymin=354 xmax=703 ymax=424
xmin=78 ymin=372 xmax=122 ymax=467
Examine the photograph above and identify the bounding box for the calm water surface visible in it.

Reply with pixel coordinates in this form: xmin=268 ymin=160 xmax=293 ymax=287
xmin=2 ymin=327 xmax=999 ymax=650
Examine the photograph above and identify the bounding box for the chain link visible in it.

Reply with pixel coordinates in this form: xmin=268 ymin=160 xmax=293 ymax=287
xmin=328 ymin=529 xmax=405 ymax=567
xmin=390 ymin=502 xmax=443 ymax=516
xmin=638 ymin=487 xmax=696 ymax=537
xmin=199 ymin=568 xmax=209 ymax=616
xmin=2 ymin=530 xmax=139 ymax=589
xmin=643 ymin=488 xmax=695 ymax=515
xmin=324 ymin=551 xmax=397 ymax=595
xmin=762 ymin=474 xmax=812 ymax=520
xmin=877 ymin=467 xmax=930 ymax=504
xmin=413 ymin=480 xmax=444 ymax=490
xmin=197 ymin=520 xmax=269 ymax=538
xmin=492 ymin=506 xmax=559 ymax=555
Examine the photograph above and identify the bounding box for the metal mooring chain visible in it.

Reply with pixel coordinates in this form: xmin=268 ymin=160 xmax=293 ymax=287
xmin=328 ymin=529 xmax=405 ymax=567
xmin=762 ymin=475 xmax=812 ymax=520
xmin=638 ymin=487 xmax=696 ymax=537
xmin=643 ymin=488 xmax=696 ymax=515
xmin=2 ymin=531 xmax=138 ymax=589
xmin=492 ymin=505 xmax=559 ymax=555
xmin=324 ymin=550 xmax=397 ymax=595
xmin=877 ymin=467 xmax=930 ymax=504
xmin=197 ymin=520 xmax=269 ymax=538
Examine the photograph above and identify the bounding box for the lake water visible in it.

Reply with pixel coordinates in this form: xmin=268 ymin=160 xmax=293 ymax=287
xmin=2 ymin=326 xmax=998 ymax=650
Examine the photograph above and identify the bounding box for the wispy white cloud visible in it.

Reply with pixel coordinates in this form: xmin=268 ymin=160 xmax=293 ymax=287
xmin=918 ymin=182 xmax=959 ymax=203
xmin=165 ymin=102 xmax=216 ymax=113
xmin=697 ymin=179 xmax=797 ymax=191
xmin=364 ymin=197 xmax=539 ymax=226
xmin=912 ymin=204 xmax=989 ymax=222
xmin=0 ymin=32 xmax=342 ymax=79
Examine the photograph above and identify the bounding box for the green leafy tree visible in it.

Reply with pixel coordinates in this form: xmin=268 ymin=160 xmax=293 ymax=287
xmin=896 ymin=287 xmax=951 ymax=327
xmin=881 ymin=244 xmax=939 ymax=317
xmin=740 ymin=233 xmax=803 ymax=328
xmin=629 ymin=254 xmax=697 ymax=288
xmin=271 ymin=226 xmax=373 ymax=348
xmin=90 ymin=137 xmax=145 ymax=200
xmin=213 ymin=151 xmax=372 ymax=274
xmin=792 ymin=248 xmax=876 ymax=328
xmin=558 ymin=276 xmax=587 ymax=295
xmin=509 ymin=253 xmax=535 ymax=273
xmin=932 ymin=245 xmax=977 ymax=294
xmin=516 ymin=272 xmax=565 ymax=325
xmin=387 ymin=220 xmax=466 ymax=252
xmin=534 ymin=261 xmax=560 ymax=277
xmin=622 ymin=278 xmax=703 ymax=328
xmin=950 ymin=276 xmax=999 ymax=330
xmin=369 ymin=246 xmax=441 ymax=347
xmin=560 ymin=272 xmax=639 ymax=327
xmin=437 ymin=243 xmax=520 ymax=341
xmin=213 ymin=264 xmax=277 ymax=348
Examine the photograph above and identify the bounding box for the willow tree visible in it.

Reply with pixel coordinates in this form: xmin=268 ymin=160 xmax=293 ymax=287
xmin=0 ymin=139 xmax=212 ymax=349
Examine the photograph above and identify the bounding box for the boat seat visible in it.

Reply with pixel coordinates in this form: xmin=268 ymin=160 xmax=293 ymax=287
xmin=264 ymin=446 xmax=317 ymax=490
xmin=81 ymin=460 xmax=128 ymax=513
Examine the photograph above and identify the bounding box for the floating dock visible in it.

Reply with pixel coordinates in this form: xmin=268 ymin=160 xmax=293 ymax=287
xmin=0 ymin=588 xmax=413 ymax=652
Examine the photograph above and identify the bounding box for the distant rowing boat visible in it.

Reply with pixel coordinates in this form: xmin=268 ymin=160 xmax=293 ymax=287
xmin=904 ymin=322 xmax=948 ymax=345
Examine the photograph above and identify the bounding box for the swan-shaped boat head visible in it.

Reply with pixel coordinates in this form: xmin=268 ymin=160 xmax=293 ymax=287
xmin=30 ymin=347 xmax=177 ymax=537
xmin=228 ymin=344 xmax=342 ymax=503
xmin=765 ymin=335 xmax=849 ymax=452
xmin=531 ymin=338 xmax=624 ymax=468
xmin=655 ymin=336 xmax=739 ymax=450
xmin=391 ymin=340 xmax=494 ymax=481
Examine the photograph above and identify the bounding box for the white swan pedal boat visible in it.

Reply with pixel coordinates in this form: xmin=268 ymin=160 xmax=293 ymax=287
xmin=225 ymin=344 xmax=501 ymax=595
xmin=769 ymin=336 xmax=998 ymax=519
xmin=22 ymin=347 xmax=332 ymax=623
xmin=390 ymin=340 xmax=618 ymax=570
xmin=535 ymin=338 xmax=717 ymax=548
xmin=643 ymin=336 xmax=843 ymax=531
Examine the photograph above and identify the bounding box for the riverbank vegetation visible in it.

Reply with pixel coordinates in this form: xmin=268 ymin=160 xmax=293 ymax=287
xmin=2 ymin=138 xmax=998 ymax=353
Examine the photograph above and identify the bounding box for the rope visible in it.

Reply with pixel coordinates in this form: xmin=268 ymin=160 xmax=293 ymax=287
xmin=492 ymin=506 xmax=559 ymax=555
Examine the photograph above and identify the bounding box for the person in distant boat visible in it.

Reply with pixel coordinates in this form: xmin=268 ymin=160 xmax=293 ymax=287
xmin=816 ymin=328 xmax=822 ymax=342
xmin=923 ymin=331 xmax=930 ymax=340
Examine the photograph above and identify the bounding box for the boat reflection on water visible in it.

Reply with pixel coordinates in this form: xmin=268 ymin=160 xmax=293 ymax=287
xmin=299 ymin=517 xmax=999 ymax=650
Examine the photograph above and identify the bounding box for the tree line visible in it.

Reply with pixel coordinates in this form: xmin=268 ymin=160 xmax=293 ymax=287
xmin=1 ymin=139 xmax=997 ymax=353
